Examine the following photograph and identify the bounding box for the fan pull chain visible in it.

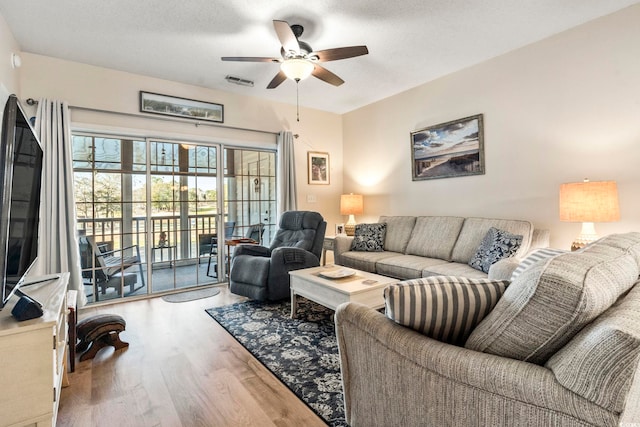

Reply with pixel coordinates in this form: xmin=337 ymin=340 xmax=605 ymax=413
xmin=296 ymin=80 xmax=300 ymax=122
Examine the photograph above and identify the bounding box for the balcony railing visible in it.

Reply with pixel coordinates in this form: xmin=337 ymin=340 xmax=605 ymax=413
xmin=77 ymin=214 xmax=220 ymax=262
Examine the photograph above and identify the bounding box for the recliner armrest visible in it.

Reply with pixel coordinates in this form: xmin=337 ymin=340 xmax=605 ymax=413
xmin=233 ymin=244 xmax=271 ymax=258
xmin=270 ymin=246 xmax=319 ymax=266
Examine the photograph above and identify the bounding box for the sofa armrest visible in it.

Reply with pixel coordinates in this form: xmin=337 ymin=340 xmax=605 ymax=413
xmin=487 ymin=229 xmax=550 ymax=280
xmin=335 ymin=302 xmax=616 ymax=427
xmin=334 ymin=235 xmax=354 ymax=265
xmin=531 ymin=229 xmax=550 ymax=250
xmin=488 ymin=258 xmax=519 ymax=280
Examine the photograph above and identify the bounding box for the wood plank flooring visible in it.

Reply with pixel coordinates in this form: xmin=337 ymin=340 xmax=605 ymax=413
xmin=57 ymin=286 xmax=327 ymax=427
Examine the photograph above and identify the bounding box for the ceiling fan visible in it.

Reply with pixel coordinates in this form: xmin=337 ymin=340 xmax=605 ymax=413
xmin=222 ymin=20 xmax=369 ymax=89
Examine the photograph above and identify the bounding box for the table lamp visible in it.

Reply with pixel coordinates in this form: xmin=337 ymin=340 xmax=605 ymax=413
xmin=340 ymin=193 xmax=363 ymax=236
xmin=559 ymin=179 xmax=620 ymax=251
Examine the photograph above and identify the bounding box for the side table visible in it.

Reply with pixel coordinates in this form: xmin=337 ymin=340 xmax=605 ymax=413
xmin=67 ymin=290 xmax=78 ymax=374
xmin=322 ymin=236 xmax=335 ymax=266
xmin=152 ymin=244 xmax=176 ymax=267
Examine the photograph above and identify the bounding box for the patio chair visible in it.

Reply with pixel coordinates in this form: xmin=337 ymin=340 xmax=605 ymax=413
xmin=244 ymin=223 xmax=265 ymax=244
xmin=199 ymin=221 xmax=235 ymax=257
xmin=201 ymin=222 xmax=236 ymax=277
xmin=78 ymin=235 xmax=145 ymax=300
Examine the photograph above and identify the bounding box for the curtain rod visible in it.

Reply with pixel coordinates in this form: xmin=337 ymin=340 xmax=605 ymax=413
xmin=25 ymin=98 xmax=279 ymax=136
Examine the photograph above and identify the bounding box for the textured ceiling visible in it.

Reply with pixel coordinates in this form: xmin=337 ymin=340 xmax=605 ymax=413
xmin=1 ymin=0 xmax=638 ymax=114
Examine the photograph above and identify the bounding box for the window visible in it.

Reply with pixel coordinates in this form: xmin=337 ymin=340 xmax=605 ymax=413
xmin=72 ymin=133 xmax=276 ymax=303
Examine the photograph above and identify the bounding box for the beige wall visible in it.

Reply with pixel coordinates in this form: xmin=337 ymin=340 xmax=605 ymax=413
xmin=17 ymin=53 xmax=344 ymax=228
xmin=343 ymin=5 xmax=640 ymax=249
xmin=0 ymin=12 xmax=20 ymax=106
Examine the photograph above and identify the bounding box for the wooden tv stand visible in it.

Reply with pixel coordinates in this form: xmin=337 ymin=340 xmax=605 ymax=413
xmin=0 ymin=272 xmax=71 ymax=427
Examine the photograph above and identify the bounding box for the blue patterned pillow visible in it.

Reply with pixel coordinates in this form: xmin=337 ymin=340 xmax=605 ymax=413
xmin=469 ymin=227 xmax=523 ymax=273
xmin=351 ymin=223 xmax=387 ymax=252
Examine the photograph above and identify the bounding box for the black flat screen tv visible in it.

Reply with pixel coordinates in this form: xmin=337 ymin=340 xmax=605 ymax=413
xmin=0 ymin=95 xmax=43 ymax=309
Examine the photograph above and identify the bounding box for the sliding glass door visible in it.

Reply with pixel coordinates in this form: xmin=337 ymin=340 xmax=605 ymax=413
xmin=72 ymin=133 xmax=276 ymax=304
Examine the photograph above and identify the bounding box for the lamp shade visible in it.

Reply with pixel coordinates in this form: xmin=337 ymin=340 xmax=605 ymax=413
xmin=280 ymin=59 xmax=314 ymax=81
xmin=559 ymin=180 xmax=620 ymax=222
xmin=340 ymin=194 xmax=364 ymax=215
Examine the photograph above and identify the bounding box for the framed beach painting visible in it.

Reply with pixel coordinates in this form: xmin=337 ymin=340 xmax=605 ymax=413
xmin=410 ymin=114 xmax=485 ymax=181
xmin=140 ymin=91 xmax=224 ymax=123
xmin=308 ymin=151 xmax=330 ymax=185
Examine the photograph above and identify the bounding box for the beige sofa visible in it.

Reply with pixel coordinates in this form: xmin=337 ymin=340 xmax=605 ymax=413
xmin=334 ymin=216 xmax=549 ymax=279
xmin=335 ymin=232 xmax=640 ymax=426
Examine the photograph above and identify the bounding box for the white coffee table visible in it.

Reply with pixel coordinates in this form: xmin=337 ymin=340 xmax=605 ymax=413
xmin=288 ymin=265 xmax=397 ymax=318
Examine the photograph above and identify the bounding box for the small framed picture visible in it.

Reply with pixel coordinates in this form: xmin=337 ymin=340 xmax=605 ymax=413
xmin=335 ymin=224 xmax=345 ymax=235
xmin=308 ymin=151 xmax=330 ymax=185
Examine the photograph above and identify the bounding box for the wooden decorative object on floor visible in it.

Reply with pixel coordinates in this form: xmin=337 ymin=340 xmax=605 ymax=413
xmin=76 ymin=313 xmax=129 ymax=361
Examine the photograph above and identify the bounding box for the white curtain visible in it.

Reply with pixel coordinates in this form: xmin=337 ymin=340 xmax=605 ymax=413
xmin=34 ymin=99 xmax=87 ymax=307
xmin=276 ymin=131 xmax=297 ymax=218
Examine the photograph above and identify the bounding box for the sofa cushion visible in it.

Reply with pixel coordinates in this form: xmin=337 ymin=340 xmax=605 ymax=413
xmin=340 ymin=250 xmax=401 ymax=273
xmin=465 ymin=233 xmax=640 ymax=365
xmin=375 ymin=255 xmax=450 ymax=279
xmin=422 ymin=262 xmax=489 ymax=279
xmin=511 ymin=248 xmax=567 ymax=281
xmin=545 ymin=281 xmax=640 ymax=413
xmin=351 ymin=223 xmax=387 ymax=252
xmin=384 ymin=276 xmax=509 ymax=345
xmin=378 ymin=216 xmax=416 ymax=253
xmin=451 ymin=218 xmax=533 ymax=264
xmin=405 ymin=216 xmax=464 ymax=261
xmin=468 ymin=227 xmax=523 ymax=273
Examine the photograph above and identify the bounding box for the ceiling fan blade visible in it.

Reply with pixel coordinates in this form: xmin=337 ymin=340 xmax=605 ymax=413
xmin=311 ymin=64 xmax=344 ymax=86
xmin=267 ymin=70 xmax=287 ymax=89
xmin=273 ymin=20 xmax=300 ymax=55
xmin=221 ymin=56 xmax=280 ymax=62
xmin=312 ymin=46 xmax=369 ymax=62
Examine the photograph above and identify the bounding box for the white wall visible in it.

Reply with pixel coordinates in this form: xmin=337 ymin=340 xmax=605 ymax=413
xmin=18 ymin=53 xmax=345 ymax=229
xmin=0 ymin=12 xmax=20 ymax=109
xmin=343 ymin=4 xmax=640 ymax=249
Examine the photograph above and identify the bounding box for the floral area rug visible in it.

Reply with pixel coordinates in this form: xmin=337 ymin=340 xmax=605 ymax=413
xmin=205 ymin=298 xmax=346 ymax=426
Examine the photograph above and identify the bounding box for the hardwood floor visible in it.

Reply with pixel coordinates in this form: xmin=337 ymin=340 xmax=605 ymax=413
xmin=58 ymin=286 xmax=327 ymax=427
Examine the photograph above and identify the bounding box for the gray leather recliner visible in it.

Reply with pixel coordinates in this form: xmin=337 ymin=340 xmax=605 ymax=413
xmin=229 ymin=211 xmax=327 ymax=301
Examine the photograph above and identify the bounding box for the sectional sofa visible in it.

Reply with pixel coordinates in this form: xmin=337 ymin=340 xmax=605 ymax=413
xmin=334 ymin=216 xmax=549 ymax=280
xmin=335 ymin=232 xmax=640 ymax=426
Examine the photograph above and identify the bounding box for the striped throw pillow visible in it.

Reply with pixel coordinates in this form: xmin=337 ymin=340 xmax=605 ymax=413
xmin=384 ymin=276 xmax=509 ymax=345
xmin=511 ymin=248 xmax=566 ymax=281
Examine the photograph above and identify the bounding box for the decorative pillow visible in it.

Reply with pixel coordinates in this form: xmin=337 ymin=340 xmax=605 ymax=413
xmin=465 ymin=232 xmax=640 ymax=365
xmin=384 ymin=276 xmax=509 ymax=345
xmin=351 ymin=223 xmax=387 ymax=252
xmin=545 ymin=282 xmax=640 ymax=413
xmin=468 ymin=227 xmax=523 ymax=273
xmin=510 ymin=247 xmax=566 ymax=281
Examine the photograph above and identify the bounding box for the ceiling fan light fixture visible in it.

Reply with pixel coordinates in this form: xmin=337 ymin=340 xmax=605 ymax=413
xmin=281 ymin=58 xmax=314 ymax=81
